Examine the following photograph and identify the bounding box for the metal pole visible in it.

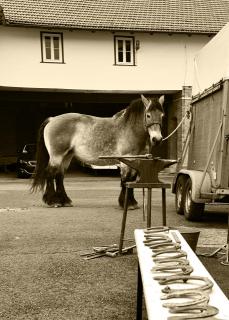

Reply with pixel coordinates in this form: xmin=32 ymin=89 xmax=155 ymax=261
xmin=147 ymin=188 xmax=152 ymax=228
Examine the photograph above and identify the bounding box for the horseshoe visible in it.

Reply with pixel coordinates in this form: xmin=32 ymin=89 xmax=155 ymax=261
xmin=144 ymin=226 xmax=169 ymax=234
xmin=144 ymin=239 xmax=172 ymax=247
xmin=161 ymin=290 xmax=217 ymax=319
xmin=152 ymin=259 xmax=190 ymax=268
xmin=159 ymin=275 xmax=214 ymax=292
xmin=152 ymin=249 xmax=187 ymax=263
xmin=161 ymin=289 xmax=209 ymax=309
xmin=150 ymin=243 xmax=181 ymax=252
xmin=167 ymin=306 xmax=219 ymax=319
xmin=155 ymin=258 xmax=190 ymax=266
xmin=152 ymin=248 xmax=187 ymax=257
xmin=144 ymin=238 xmax=172 ymax=246
xmin=153 ymin=253 xmax=187 ymax=262
xmin=152 ymin=265 xmax=193 ymax=280
xmin=166 ymin=302 xmax=219 ymax=320
xmin=144 ymin=234 xmax=171 ymax=241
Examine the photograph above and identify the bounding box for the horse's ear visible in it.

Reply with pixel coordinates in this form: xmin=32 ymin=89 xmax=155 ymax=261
xmin=141 ymin=94 xmax=151 ymax=110
xmin=159 ymin=95 xmax=164 ymax=106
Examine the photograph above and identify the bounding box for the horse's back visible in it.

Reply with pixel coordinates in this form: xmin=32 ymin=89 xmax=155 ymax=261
xmin=46 ymin=112 xmax=115 ymax=128
xmin=43 ymin=113 xmax=119 ymax=160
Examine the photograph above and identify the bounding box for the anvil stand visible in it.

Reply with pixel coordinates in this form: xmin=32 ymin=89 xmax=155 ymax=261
xmin=100 ymin=155 xmax=177 ymax=254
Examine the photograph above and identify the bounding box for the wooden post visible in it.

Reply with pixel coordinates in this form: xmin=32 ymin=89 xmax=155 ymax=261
xmin=162 ymin=188 xmax=166 ymax=226
xmin=119 ymin=187 xmax=129 ymax=254
xmin=147 ymin=188 xmax=152 ymax=228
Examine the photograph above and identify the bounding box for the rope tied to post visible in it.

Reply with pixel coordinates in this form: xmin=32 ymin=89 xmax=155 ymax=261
xmin=162 ymin=109 xmax=190 ymax=142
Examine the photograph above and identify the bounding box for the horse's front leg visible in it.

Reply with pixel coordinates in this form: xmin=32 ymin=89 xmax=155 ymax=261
xmin=118 ymin=166 xmax=139 ymax=210
xmin=55 ymin=172 xmax=73 ymax=207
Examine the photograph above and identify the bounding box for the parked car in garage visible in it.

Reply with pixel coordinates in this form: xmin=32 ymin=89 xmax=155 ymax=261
xmin=17 ymin=144 xmax=36 ymax=178
xmin=80 ymin=162 xmax=119 ymax=175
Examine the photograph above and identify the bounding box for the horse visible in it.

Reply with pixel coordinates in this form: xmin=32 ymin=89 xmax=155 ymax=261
xmin=31 ymin=94 xmax=164 ymax=208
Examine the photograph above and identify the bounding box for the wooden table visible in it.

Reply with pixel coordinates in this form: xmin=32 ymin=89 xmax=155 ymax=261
xmin=135 ymin=229 xmax=229 ymax=320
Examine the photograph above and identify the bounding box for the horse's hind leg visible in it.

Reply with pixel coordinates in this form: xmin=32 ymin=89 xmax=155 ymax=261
xmin=118 ymin=167 xmax=139 ymax=210
xmin=55 ymin=172 xmax=72 ymax=207
xmin=55 ymin=153 xmax=73 ymax=207
xmin=43 ymin=165 xmax=59 ymax=207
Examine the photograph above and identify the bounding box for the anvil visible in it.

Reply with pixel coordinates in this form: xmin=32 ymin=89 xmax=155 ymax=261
xmin=116 ymin=157 xmax=177 ymax=184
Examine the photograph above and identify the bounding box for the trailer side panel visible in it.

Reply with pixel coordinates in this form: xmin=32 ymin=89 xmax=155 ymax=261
xmin=188 ymin=87 xmax=224 ymax=187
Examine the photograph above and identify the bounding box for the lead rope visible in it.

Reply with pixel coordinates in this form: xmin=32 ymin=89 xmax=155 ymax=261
xmin=162 ymin=110 xmax=190 ymax=142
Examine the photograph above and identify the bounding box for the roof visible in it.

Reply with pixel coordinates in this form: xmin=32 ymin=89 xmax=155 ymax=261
xmin=0 ymin=0 xmax=229 ymax=34
xmin=0 ymin=4 xmax=5 ymax=24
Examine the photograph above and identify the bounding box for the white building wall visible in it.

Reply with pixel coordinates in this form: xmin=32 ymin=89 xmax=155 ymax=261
xmin=0 ymin=26 xmax=211 ymax=91
xmin=193 ymin=23 xmax=229 ymax=95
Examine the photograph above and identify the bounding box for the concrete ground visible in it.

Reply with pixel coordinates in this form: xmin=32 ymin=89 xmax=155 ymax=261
xmin=0 ymin=170 xmax=228 ymax=319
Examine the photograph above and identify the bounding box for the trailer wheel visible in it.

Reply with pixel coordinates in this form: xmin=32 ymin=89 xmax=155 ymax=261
xmin=175 ymin=175 xmax=186 ymax=215
xmin=183 ymin=178 xmax=205 ymax=221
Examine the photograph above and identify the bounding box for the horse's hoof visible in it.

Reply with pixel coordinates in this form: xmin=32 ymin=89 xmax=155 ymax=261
xmin=47 ymin=203 xmax=62 ymax=208
xmin=118 ymin=204 xmax=140 ymax=210
xmin=54 ymin=203 xmax=62 ymax=208
xmin=63 ymin=202 xmax=73 ymax=207
xmin=128 ymin=204 xmax=140 ymax=210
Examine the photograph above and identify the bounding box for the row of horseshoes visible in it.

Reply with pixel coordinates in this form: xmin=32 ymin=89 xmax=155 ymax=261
xmin=143 ymin=226 xmax=220 ymax=320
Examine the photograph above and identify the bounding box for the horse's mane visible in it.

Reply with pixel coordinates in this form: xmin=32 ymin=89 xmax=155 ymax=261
xmin=114 ymin=97 xmax=164 ymax=125
xmin=114 ymin=99 xmax=144 ymax=125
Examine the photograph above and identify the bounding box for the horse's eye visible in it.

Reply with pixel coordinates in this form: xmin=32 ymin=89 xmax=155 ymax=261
xmin=146 ymin=114 xmax=151 ymax=119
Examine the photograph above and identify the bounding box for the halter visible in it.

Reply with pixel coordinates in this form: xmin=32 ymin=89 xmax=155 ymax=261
xmin=142 ymin=97 xmax=163 ymax=131
xmin=144 ymin=112 xmax=162 ymax=130
xmin=145 ymin=120 xmax=162 ymax=129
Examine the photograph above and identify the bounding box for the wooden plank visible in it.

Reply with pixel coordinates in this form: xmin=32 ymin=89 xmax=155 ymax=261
xmin=135 ymin=229 xmax=229 ymax=320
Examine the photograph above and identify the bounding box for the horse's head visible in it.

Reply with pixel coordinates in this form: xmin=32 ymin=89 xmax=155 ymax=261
xmin=141 ymin=94 xmax=164 ymax=146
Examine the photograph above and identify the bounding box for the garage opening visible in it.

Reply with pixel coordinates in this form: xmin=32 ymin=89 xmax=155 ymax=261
xmin=0 ymin=89 xmax=179 ymax=174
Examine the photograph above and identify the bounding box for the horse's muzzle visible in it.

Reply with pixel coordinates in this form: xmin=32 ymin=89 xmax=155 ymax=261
xmin=151 ymin=136 xmax=163 ymax=146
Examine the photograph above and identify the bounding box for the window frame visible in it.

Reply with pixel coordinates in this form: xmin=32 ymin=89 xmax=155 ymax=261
xmin=40 ymin=32 xmax=64 ymax=63
xmin=114 ymin=36 xmax=135 ymax=66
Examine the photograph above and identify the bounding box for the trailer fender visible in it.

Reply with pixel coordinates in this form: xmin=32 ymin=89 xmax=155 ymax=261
xmin=173 ymin=170 xmax=211 ymax=203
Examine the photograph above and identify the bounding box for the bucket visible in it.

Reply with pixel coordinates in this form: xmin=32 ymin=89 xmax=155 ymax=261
xmin=172 ymin=227 xmax=200 ymax=252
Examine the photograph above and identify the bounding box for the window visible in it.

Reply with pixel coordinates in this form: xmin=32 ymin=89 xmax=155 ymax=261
xmin=114 ymin=36 xmax=135 ymax=66
xmin=41 ymin=32 xmax=64 ymax=63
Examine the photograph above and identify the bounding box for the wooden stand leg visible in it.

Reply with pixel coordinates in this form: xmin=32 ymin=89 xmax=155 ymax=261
xmin=119 ymin=186 xmax=129 ymax=254
xmin=221 ymin=212 xmax=229 ymax=265
xmin=136 ymin=263 xmax=143 ymax=320
xmin=226 ymin=212 xmax=229 ymax=262
xmin=162 ymin=188 xmax=166 ymax=226
xmin=147 ymin=188 xmax=152 ymax=228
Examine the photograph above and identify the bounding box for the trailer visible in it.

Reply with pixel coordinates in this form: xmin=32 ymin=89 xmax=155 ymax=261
xmin=172 ymin=23 xmax=229 ymax=221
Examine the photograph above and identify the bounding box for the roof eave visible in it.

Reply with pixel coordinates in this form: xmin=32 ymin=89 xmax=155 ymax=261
xmin=1 ymin=20 xmax=218 ymax=36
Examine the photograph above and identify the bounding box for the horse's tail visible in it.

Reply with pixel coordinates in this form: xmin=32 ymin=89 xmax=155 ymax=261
xmin=31 ymin=118 xmax=51 ymax=193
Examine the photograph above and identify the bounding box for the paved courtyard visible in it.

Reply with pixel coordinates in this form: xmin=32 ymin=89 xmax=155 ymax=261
xmin=0 ymin=171 xmax=228 ymax=319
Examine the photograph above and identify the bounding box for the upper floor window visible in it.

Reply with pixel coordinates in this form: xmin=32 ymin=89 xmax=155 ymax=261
xmin=41 ymin=32 xmax=64 ymax=63
xmin=114 ymin=36 xmax=135 ymax=66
